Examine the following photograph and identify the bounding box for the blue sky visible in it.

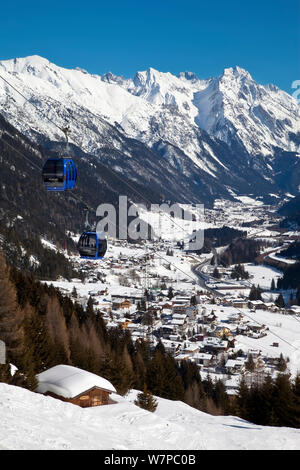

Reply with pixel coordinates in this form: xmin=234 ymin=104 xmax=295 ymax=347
xmin=1 ymin=0 xmax=299 ymax=93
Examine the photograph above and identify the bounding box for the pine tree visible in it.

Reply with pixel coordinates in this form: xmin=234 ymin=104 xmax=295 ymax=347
xmin=236 ymin=376 xmax=250 ymax=420
xmin=71 ymin=286 xmax=78 ymax=298
xmin=213 ymin=267 xmax=221 ymax=279
xmin=0 ymin=252 xmax=24 ymax=360
xmin=11 ymin=367 xmax=38 ymax=392
xmin=272 ymin=374 xmax=296 ymax=427
xmin=0 ymin=363 xmax=12 ymax=383
xmin=275 ymin=293 xmax=285 ymax=309
xmin=134 ymin=384 xmax=158 ymax=412
xmin=276 ymin=353 xmax=287 ymax=372
xmin=259 ymin=374 xmax=275 ymax=425
xmin=292 ymin=373 xmax=300 ymax=428
xmin=167 ymin=287 xmax=174 ymax=300
xmin=249 ymin=285 xmax=262 ymax=301
xmin=23 ymin=311 xmax=56 ymax=373
xmin=245 ymin=354 xmax=255 ymax=372
xmin=297 ymin=286 xmax=300 ymax=306
xmin=86 ymin=296 xmax=95 ymax=316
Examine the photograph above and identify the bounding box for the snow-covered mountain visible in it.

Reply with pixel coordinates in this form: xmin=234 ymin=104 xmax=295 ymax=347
xmin=102 ymin=63 xmax=300 ymax=157
xmin=1 ymin=383 xmax=299 ymax=450
xmin=0 ymin=55 xmax=299 ymax=203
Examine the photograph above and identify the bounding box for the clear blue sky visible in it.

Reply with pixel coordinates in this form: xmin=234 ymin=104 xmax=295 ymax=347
xmin=1 ymin=0 xmax=299 ymax=93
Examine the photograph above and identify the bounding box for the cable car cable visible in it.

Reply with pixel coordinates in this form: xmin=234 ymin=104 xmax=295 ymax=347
xmin=0 ymin=131 xmax=43 ymax=172
xmin=0 ymin=73 xmax=69 ymax=135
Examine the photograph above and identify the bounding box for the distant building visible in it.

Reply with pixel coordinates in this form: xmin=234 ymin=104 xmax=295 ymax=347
xmin=112 ymin=299 xmax=131 ymax=310
xmin=230 ymin=300 xmax=248 ymax=309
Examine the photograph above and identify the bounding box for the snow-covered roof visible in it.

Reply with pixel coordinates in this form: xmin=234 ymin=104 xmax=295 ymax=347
xmin=194 ymin=353 xmax=213 ymax=360
xmin=184 ymin=344 xmax=199 ymax=352
xmin=36 ymin=365 xmax=116 ymax=398
xmin=170 ymin=319 xmax=185 ymax=325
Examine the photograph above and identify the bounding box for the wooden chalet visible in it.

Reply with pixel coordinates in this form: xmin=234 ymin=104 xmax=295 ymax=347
xmin=36 ymin=365 xmax=116 ymax=408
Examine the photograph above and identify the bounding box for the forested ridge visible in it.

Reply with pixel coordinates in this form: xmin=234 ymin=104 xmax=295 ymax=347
xmin=218 ymin=238 xmax=265 ymax=267
xmin=279 ymin=194 xmax=300 ymax=228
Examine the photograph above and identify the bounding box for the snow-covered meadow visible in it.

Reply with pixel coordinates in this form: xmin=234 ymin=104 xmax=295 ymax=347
xmin=0 ymin=383 xmax=299 ymax=450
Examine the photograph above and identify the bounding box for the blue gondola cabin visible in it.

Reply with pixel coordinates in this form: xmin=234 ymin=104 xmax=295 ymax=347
xmin=78 ymin=231 xmax=107 ymax=259
xmin=42 ymin=157 xmax=77 ymax=191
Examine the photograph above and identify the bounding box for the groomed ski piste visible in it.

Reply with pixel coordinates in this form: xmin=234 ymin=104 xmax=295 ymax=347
xmin=0 ymin=383 xmax=299 ymax=450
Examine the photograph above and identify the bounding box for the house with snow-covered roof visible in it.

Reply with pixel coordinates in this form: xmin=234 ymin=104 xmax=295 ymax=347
xmin=225 ymin=357 xmax=246 ymax=374
xmin=36 ymin=365 xmax=116 ymax=408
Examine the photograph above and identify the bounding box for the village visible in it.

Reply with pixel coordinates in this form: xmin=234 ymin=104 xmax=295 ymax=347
xmin=42 ymin=198 xmax=300 ymax=399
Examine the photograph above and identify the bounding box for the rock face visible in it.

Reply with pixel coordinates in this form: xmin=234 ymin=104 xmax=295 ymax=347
xmin=0 ymin=55 xmax=300 ymax=203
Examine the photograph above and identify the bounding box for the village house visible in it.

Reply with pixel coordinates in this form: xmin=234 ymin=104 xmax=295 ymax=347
xmin=235 ymin=324 xmax=250 ymax=335
xmin=147 ymin=305 xmax=162 ymax=320
xmin=224 ymin=376 xmax=239 ymax=397
xmin=160 ymin=325 xmax=174 ymax=339
xmin=172 ymin=302 xmax=189 ymax=315
xmin=94 ymin=298 xmax=112 ymax=313
xmin=225 ymin=357 xmax=246 ymax=375
xmin=248 ymin=300 xmax=268 ymax=310
xmin=230 ymin=299 xmax=249 ymax=309
xmin=264 ymin=352 xmax=284 ymax=366
xmin=112 ymin=298 xmax=131 ymax=310
xmin=262 ymin=302 xmax=278 ymax=312
xmin=186 ymin=306 xmax=197 ymax=321
xmin=111 ymin=292 xmax=144 ymax=305
xmin=247 ymin=348 xmax=261 ymax=359
xmin=202 ymin=337 xmax=228 ymax=355
xmin=227 ymin=310 xmax=243 ymax=323
xmin=192 ymin=352 xmax=213 ymax=368
xmin=170 ymin=318 xmax=188 ymax=335
xmin=286 ymin=305 xmax=300 ymax=316
xmin=36 ymin=365 xmax=116 ymax=408
xmin=183 ymin=343 xmax=200 ymax=356
xmin=200 ymin=310 xmax=218 ymax=325
xmin=246 ymin=322 xmax=267 ymax=337
xmin=214 ymin=326 xmax=231 ymax=338
xmin=159 ymin=301 xmax=173 ymax=310
xmin=174 ymin=353 xmax=191 ymax=364
xmin=161 ymin=339 xmax=181 ymax=354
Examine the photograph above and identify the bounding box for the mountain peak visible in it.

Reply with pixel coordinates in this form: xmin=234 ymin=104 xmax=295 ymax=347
xmin=0 ymin=55 xmax=51 ymax=75
xmin=222 ymin=66 xmax=252 ymax=80
xmin=178 ymin=71 xmax=199 ymax=82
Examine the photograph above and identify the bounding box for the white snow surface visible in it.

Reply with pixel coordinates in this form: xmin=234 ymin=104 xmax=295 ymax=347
xmin=0 ymin=383 xmax=299 ymax=450
xmin=36 ymin=364 xmax=116 ymax=398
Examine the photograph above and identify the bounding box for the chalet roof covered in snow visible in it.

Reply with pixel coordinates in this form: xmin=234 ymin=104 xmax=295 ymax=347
xmin=36 ymin=365 xmax=116 ymax=399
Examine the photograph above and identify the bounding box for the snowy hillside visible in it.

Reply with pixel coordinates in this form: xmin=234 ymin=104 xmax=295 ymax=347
xmin=0 ymin=55 xmax=300 ymax=202
xmin=0 ymin=383 xmax=299 ymax=450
